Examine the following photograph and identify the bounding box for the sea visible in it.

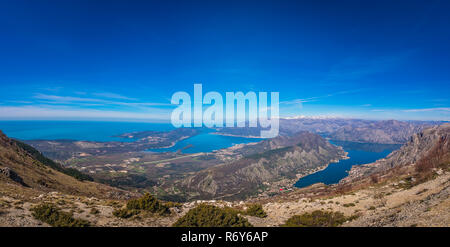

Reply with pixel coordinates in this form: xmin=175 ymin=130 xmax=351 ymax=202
xmin=0 ymin=121 xmax=261 ymax=153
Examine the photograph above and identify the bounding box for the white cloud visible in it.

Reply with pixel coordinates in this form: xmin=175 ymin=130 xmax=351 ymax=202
xmin=32 ymin=93 xmax=172 ymax=107
xmin=280 ymin=89 xmax=365 ymax=105
xmin=403 ymin=107 xmax=450 ymax=112
xmin=0 ymin=106 xmax=171 ymax=121
xmin=92 ymin=92 xmax=136 ymax=100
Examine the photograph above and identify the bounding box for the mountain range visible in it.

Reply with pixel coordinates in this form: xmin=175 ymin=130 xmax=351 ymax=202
xmin=215 ymin=119 xmax=438 ymax=144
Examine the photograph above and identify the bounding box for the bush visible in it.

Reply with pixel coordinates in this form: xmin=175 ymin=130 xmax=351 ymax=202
xmin=113 ymin=193 xmax=171 ymax=218
xmin=31 ymin=203 xmax=90 ymax=227
xmin=282 ymin=210 xmax=349 ymax=227
xmin=126 ymin=193 xmax=170 ymax=216
xmin=112 ymin=208 xmax=139 ymax=218
xmin=173 ymin=204 xmax=253 ymax=227
xmin=165 ymin=201 xmax=183 ymax=209
xmin=244 ymin=204 xmax=267 ymax=218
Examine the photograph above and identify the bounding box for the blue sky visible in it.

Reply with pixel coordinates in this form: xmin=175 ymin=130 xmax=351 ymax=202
xmin=0 ymin=0 xmax=449 ymax=121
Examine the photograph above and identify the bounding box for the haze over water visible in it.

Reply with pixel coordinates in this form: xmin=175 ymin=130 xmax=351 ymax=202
xmin=0 ymin=121 xmax=260 ymax=153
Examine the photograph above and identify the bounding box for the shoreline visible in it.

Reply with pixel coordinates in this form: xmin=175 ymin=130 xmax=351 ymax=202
xmin=211 ymin=132 xmax=265 ymax=139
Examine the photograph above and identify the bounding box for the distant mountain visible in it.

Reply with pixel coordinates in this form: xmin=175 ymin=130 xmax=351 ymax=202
xmin=326 ymin=119 xmax=428 ymax=144
xmin=175 ymin=132 xmax=345 ymax=200
xmin=215 ymin=118 xmax=436 ymax=144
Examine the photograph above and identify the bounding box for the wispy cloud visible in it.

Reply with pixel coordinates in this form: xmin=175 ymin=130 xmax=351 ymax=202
xmin=34 ymin=93 xmax=106 ymax=103
xmin=92 ymin=92 xmax=136 ymax=100
xmin=403 ymin=107 xmax=450 ymax=112
xmin=0 ymin=106 xmax=171 ymax=121
xmin=32 ymin=93 xmax=172 ymax=107
xmin=0 ymin=90 xmax=174 ymax=121
xmin=281 ymin=89 xmax=366 ymax=105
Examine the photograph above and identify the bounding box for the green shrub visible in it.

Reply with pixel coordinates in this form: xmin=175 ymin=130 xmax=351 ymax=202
xmin=282 ymin=210 xmax=349 ymax=227
xmin=244 ymin=204 xmax=267 ymax=218
xmin=113 ymin=193 xmax=171 ymax=218
xmin=112 ymin=208 xmax=139 ymax=218
xmin=343 ymin=203 xmax=356 ymax=207
xmin=126 ymin=193 xmax=170 ymax=216
xmin=31 ymin=203 xmax=89 ymax=227
xmin=165 ymin=201 xmax=183 ymax=209
xmin=173 ymin=204 xmax=253 ymax=227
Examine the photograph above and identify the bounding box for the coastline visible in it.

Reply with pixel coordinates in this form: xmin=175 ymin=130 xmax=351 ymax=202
xmin=146 ymin=135 xmax=192 ymax=151
xmin=247 ymin=150 xmax=350 ymax=200
xmin=211 ymin=132 xmax=265 ymax=139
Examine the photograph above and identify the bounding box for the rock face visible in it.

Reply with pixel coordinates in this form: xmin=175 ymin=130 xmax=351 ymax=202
xmin=178 ymin=132 xmax=345 ymax=200
xmin=342 ymin=123 xmax=450 ymax=181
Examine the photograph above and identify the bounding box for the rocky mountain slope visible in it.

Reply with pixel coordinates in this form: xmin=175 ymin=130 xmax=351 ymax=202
xmin=0 ymin=130 xmax=133 ymax=200
xmin=326 ymin=119 xmax=429 ymax=144
xmin=342 ymin=123 xmax=450 ymax=181
xmin=175 ymin=132 xmax=345 ymax=200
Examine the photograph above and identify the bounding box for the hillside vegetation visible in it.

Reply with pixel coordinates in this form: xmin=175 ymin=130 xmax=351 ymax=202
xmin=173 ymin=204 xmax=253 ymax=227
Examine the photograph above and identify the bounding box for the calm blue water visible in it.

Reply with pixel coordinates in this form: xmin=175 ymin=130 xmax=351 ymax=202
xmin=149 ymin=128 xmax=262 ymax=153
xmin=0 ymin=121 xmax=174 ymax=142
xmin=0 ymin=121 xmax=260 ymax=152
xmin=294 ymin=141 xmax=401 ymax=188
